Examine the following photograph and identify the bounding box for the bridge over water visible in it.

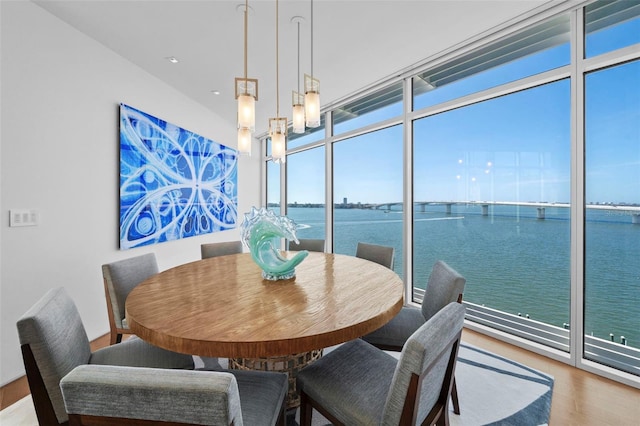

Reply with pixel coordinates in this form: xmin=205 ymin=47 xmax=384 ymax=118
xmin=371 ymin=201 xmax=640 ymax=224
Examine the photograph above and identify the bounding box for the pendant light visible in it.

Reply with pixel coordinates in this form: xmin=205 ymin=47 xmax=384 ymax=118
xmin=304 ymin=0 xmax=320 ymax=128
xmin=291 ymin=17 xmax=305 ymax=134
xmin=235 ymin=0 xmax=258 ymax=155
xmin=269 ymin=0 xmax=287 ymax=164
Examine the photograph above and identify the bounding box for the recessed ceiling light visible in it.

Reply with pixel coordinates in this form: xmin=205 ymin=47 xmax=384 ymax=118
xmin=211 ymin=90 xmax=221 ymax=95
xmin=165 ymin=56 xmax=179 ymax=64
xmin=236 ymin=3 xmax=254 ymax=14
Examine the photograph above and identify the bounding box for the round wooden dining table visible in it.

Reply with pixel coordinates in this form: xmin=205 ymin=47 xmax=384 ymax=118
xmin=126 ymin=251 xmax=404 ymax=408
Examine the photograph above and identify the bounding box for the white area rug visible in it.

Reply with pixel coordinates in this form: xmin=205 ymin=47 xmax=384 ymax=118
xmin=451 ymin=343 xmax=553 ymax=425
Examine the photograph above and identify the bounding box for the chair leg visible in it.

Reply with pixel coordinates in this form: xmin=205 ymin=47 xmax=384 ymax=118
xmin=451 ymin=376 xmax=460 ymax=415
xmin=109 ymin=330 xmax=124 ymax=345
xmin=276 ymin=399 xmax=286 ymax=426
xmin=299 ymin=391 xmax=312 ymax=426
xmin=436 ymin=409 xmax=450 ymax=426
xmin=21 ymin=345 xmax=61 ymax=426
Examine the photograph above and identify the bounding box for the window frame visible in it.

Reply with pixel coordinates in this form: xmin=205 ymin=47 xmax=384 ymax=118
xmin=260 ymin=0 xmax=640 ymax=388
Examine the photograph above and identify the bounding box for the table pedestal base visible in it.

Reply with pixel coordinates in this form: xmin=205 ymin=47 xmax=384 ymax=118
xmin=230 ymin=349 xmax=323 ymax=409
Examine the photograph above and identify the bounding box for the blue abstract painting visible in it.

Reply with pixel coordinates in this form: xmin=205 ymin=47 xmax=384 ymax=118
xmin=119 ymin=104 xmax=237 ymax=250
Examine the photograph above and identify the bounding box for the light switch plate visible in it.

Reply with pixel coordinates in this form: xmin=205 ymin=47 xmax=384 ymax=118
xmin=9 ymin=209 xmax=39 ymax=227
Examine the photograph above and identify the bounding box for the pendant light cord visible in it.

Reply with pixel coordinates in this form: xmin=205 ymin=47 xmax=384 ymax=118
xmin=243 ymin=0 xmax=248 ymax=93
xmin=310 ymin=0 xmax=314 ymax=80
xmin=276 ymin=0 xmax=280 ymax=118
xmin=297 ymin=22 xmax=301 ymax=94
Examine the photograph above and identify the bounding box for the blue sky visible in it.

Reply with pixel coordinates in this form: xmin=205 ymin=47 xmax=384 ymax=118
xmin=277 ymin=17 xmax=639 ymax=205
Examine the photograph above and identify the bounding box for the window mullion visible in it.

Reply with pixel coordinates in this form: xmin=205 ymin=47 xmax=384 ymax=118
xmin=570 ymin=6 xmax=586 ymax=370
xmin=325 ymin=110 xmax=334 ymax=253
xmin=403 ymin=77 xmax=413 ymax=304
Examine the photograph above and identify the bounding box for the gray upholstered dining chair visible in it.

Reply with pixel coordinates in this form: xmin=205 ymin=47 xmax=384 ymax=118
xmin=362 ymin=260 xmax=466 ymax=415
xmin=289 ymin=238 xmax=325 ymax=252
xmin=297 ymin=302 xmax=466 ymax=426
xmin=201 ymin=240 xmax=243 ymax=259
xmin=16 ymin=287 xmax=195 ymax=426
xmin=102 ymin=253 xmax=158 ymax=344
xmin=355 ymin=241 xmax=395 ymax=269
xmin=60 ymin=364 xmax=287 ymax=426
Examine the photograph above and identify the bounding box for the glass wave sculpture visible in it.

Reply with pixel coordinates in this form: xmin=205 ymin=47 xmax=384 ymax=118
xmin=240 ymin=207 xmax=308 ymax=280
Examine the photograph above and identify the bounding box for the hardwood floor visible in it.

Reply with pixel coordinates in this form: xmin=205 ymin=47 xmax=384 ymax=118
xmin=2 ymin=330 xmax=639 ymax=425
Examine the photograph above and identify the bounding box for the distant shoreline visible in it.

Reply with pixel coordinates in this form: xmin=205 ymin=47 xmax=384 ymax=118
xmin=273 ymin=202 xmax=640 ymax=209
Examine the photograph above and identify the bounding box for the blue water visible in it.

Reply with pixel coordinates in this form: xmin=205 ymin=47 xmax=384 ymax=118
xmin=284 ymin=205 xmax=640 ymax=350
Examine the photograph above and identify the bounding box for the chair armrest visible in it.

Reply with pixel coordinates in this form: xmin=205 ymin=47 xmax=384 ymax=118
xmin=60 ymin=364 xmax=242 ymax=425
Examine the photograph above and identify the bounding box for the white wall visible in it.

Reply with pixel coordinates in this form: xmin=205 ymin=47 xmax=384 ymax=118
xmin=0 ymin=1 xmax=261 ymax=385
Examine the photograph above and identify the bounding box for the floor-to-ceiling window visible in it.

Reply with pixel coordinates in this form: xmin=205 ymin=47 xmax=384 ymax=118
xmin=583 ymin=6 xmax=640 ymax=374
xmin=263 ymin=0 xmax=640 ymax=385
xmin=286 ymin=145 xmax=326 ymax=242
xmin=584 ymin=62 xmax=640 ymax=372
xmin=413 ymin=80 xmax=571 ymax=349
xmin=412 ymin=14 xmax=572 ymax=351
xmin=333 ymin=125 xmax=404 ymax=277
xmin=329 ymin=82 xmax=404 ymax=274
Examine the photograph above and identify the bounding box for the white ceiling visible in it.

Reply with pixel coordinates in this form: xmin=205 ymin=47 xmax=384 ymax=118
xmin=32 ymin=0 xmax=554 ymax=134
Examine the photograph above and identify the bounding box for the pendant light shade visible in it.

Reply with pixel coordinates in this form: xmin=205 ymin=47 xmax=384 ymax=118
xmin=237 ymin=127 xmax=252 ymax=156
xmin=304 ymin=75 xmax=320 ymax=128
xmin=292 ymin=92 xmax=305 ymax=134
xmin=305 ymin=0 xmax=320 ymax=128
xmin=271 ymin=132 xmax=286 ymax=163
xmin=269 ymin=117 xmax=287 ymax=164
xmin=237 ymin=92 xmax=255 ymax=131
